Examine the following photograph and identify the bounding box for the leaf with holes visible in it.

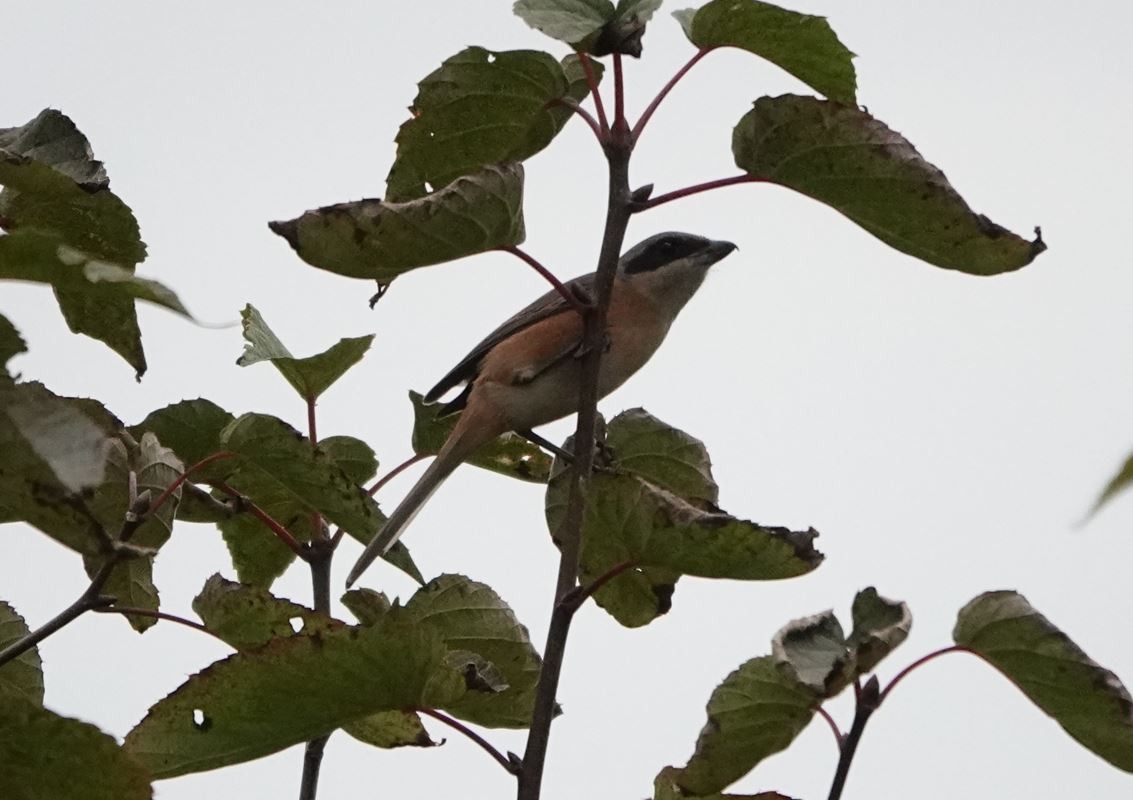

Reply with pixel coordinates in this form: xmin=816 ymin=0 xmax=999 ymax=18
xmin=342 ymin=588 xmax=392 ymax=626
xmin=733 ymin=95 xmax=1045 ymax=275
xmin=123 ymin=617 xmax=466 ymax=778
xmin=191 ymin=574 xmax=340 ymax=651
xmin=670 ymin=656 xmax=817 ymax=795
xmin=0 ymin=703 xmax=152 ymax=800
xmin=954 ymin=591 xmax=1133 ymax=772
xmin=385 ymin=48 xmax=601 ymax=201
xmin=270 ymin=163 xmax=525 ymax=283
xmin=236 ymin=305 xmax=373 ymax=401
xmin=674 ymin=0 xmax=856 ymax=103
xmin=514 ymin=0 xmax=663 ymax=56
xmin=403 ymin=574 xmax=542 ymax=728
xmin=411 ymin=391 xmax=551 ymax=483
xmin=0 ymin=601 xmax=44 ymax=706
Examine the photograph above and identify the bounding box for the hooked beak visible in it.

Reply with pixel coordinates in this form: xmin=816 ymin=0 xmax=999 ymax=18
xmin=702 ymin=239 xmax=738 ymax=265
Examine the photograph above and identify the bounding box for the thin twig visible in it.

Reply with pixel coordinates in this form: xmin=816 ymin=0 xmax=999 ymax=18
xmin=550 ymin=98 xmax=604 ymax=144
xmin=94 ymin=606 xmax=226 ymax=644
xmin=214 ymin=482 xmax=307 ymax=557
xmin=331 ymin=452 xmax=429 ymax=549
xmin=828 ymin=676 xmax=880 ymax=800
xmin=632 ymin=48 xmax=711 ymax=143
xmin=560 ymin=559 xmax=638 ymax=613
xmin=500 ymin=246 xmax=590 ymax=315
xmin=577 ymin=53 xmax=608 ymax=134
xmin=517 ymin=115 xmax=635 ymax=800
xmin=878 ymin=645 xmax=972 ymax=706
xmin=815 ymin=705 xmax=843 ymax=747
xmin=419 ymin=708 xmax=519 ymax=775
xmin=631 ymin=174 xmax=762 ymax=212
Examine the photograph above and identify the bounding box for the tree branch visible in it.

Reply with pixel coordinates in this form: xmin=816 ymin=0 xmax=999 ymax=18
xmin=500 ymin=246 xmax=590 ymax=315
xmin=631 ymin=174 xmax=762 ymax=212
xmin=299 ymin=542 xmax=334 ymax=800
xmin=419 ymin=708 xmax=519 ymax=775
xmin=517 ymin=121 xmax=635 ymax=800
xmin=827 ymin=675 xmax=880 ymax=800
xmin=633 ymin=48 xmax=710 ymax=143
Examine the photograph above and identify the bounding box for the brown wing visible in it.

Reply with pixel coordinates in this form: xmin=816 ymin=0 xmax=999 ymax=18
xmin=425 ymin=273 xmax=596 ymax=414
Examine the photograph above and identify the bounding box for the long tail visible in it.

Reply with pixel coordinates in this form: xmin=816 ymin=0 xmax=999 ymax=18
xmin=345 ymin=403 xmax=500 ymax=587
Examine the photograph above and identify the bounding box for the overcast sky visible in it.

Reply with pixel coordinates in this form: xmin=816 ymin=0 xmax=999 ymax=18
xmin=5 ymin=2 xmax=1133 ymax=798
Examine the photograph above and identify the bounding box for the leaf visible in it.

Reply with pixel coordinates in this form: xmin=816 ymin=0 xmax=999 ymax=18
xmin=0 ymin=601 xmax=44 ymax=707
xmin=342 ymin=588 xmax=392 ymax=626
xmin=1090 ymin=451 xmax=1133 ymax=516
xmin=343 ymin=711 xmax=437 ymax=749
xmin=83 ymin=433 xmax=183 ymax=632
xmin=772 ymin=611 xmax=852 ymax=696
xmin=410 ymin=391 xmax=551 ymax=483
xmin=0 ymin=703 xmax=152 ymax=800
xmin=0 ymin=313 xmax=26 ymax=379
xmin=403 ymin=574 xmax=542 ymax=728
xmin=191 ymin=574 xmax=340 ymax=651
xmin=131 ymin=398 xmax=235 ymax=480
xmin=123 ymin=618 xmax=466 ymax=778
xmin=385 ymin=48 xmax=601 ymax=201
xmin=675 ymin=0 xmax=856 ymax=104
xmin=654 ymin=767 xmax=798 ymax=800
xmin=218 ymin=511 xmax=299 ymax=589
xmin=0 ymin=109 xmax=164 ymax=377
xmin=514 ymin=0 xmax=663 ymax=56
xmin=733 ymin=95 xmax=1046 ymax=275
xmin=319 ymin=436 xmax=378 ymax=485
xmin=848 ymin=587 xmax=911 ymax=674
xmin=605 ymin=407 xmax=718 ymax=505
xmin=236 ymin=305 xmax=373 ymax=401
xmin=269 ymin=163 xmax=525 ymax=283
xmin=954 ymin=591 xmax=1133 ymax=772
xmin=672 ymin=656 xmax=817 ymax=795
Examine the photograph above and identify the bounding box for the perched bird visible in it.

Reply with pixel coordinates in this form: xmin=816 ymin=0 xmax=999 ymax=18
xmin=346 ymin=232 xmax=736 ymax=586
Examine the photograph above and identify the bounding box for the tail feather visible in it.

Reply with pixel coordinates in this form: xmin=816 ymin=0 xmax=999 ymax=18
xmin=345 ymin=405 xmax=499 ymax=587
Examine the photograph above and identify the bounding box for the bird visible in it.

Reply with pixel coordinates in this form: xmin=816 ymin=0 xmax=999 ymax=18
xmin=345 ymin=231 xmax=737 ymax=587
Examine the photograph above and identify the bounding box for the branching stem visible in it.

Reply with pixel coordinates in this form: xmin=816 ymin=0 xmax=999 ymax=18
xmin=577 ymin=53 xmax=609 ymax=134
xmin=148 ymin=451 xmax=234 ymax=518
xmin=827 ymin=676 xmax=880 ymax=800
xmin=550 ymin=98 xmax=604 ymax=144
xmin=815 ymin=705 xmax=843 ymax=747
xmin=631 ymin=174 xmax=762 ymax=212
xmin=560 ymin=559 xmax=638 ymax=614
xmin=878 ymin=645 xmax=972 ymax=705
xmin=419 ymin=708 xmax=518 ymax=775
xmin=298 ymin=542 xmax=334 ymax=800
xmin=500 ymin=246 xmax=591 ymax=315
xmin=633 ymin=48 xmax=711 ymax=143
xmin=94 ymin=606 xmax=225 ymax=643
xmin=214 ymin=482 xmax=307 ymax=557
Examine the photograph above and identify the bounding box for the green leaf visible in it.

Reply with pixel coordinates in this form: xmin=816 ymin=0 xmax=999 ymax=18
xmin=236 ymin=304 xmax=373 ymax=401
xmin=954 ymin=591 xmax=1133 ymax=772
xmin=0 ymin=703 xmax=152 ymax=800
xmin=675 ymin=0 xmax=856 ymax=104
xmin=123 ymin=618 xmax=465 ymax=778
xmin=772 ymin=611 xmax=852 ymax=696
xmin=384 ymin=48 xmax=601 ymax=202
xmin=131 ymin=398 xmax=235 ymax=480
xmin=0 ymin=601 xmax=44 ymax=707
xmin=848 ymin=587 xmax=911 ymax=675
xmin=83 ymin=433 xmax=183 ymax=632
xmin=403 ymin=574 xmax=542 ymax=728
xmin=0 ymin=109 xmax=170 ymax=377
xmin=514 ymin=0 xmax=663 ymax=56
xmin=219 ymin=413 xmax=421 ymax=585
xmin=319 ymin=436 xmax=378 ymax=485
xmin=342 ymin=588 xmax=392 ymax=626
xmin=1090 ymin=451 xmax=1133 ymax=516
xmin=191 ymin=574 xmax=340 ymax=651
xmin=672 ymin=656 xmax=817 ymax=795
xmin=343 ymin=710 xmax=437 ymax=749
xmin=218 ymin=511 xmax=298 ymax=589
xmin=269 ymin=163 xmax=526 ymax=283
xmin=0 ymin=313 xmax=26 ymax=380
xmin=411 ymin=391 xmax=551 ymax=483
xmin=654 ymin=768 xmax=797 ymax=800
xmin=733 ymin=95 xmax=1046 ymax=275
xmin=0 ymin=382 xmax=122 ymax=556
xmin=605 ymin=407 xmax=718 ymax=505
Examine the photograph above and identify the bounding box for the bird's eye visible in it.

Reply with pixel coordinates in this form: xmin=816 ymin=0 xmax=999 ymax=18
xmin=659 ymin=239 xmax=675 ymax=252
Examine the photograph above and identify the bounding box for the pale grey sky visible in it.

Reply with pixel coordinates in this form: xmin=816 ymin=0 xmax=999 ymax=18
xmin=4 ymin=2 xmax=1133 ymax=798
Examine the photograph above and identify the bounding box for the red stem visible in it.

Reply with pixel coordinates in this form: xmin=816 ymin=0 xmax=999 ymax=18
xmin=215 ymin=482 xmax=307 ymax=556
xmin=577 ymin=53 xmax=608 ymax=134
xmin=306 ymin=397 xmax=327 ymax=543
xmin=500 ymin=246 xmax=589 ymax=315
xmin=95 ymin=606 xmax=228 ymax=644
xmin=878 ymin=645 xmax=973 ymax=705
xmin=612 ymin=53 xmax=626 ymax=130
xmin=551 ymin=98 xmax=604 ymax=143
xmin=815 ymin=705 xmax=844 ymax=747
xmin=561 ymin=559 xmax=638 ymax=612
xmin=331 ymin=452 xmax=429 ymax=548
xmin=418 ymin=708 xmax=517 ymax=775
xmin=148 ymin=451 xmax=235 ymax=518
xmin=632 ymin=48 xmax=711 ymax=143
xmin=632 ymin=174 xmax=762 ymax=211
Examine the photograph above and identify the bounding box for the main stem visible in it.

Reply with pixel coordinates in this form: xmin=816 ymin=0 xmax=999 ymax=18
xmin=827 ymin=675 xmax=880 ymax=800
xmin=517 ymin=125 xmax=633 ymax=800
xmin=298 ymin=536 xmax=334 ymax=798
